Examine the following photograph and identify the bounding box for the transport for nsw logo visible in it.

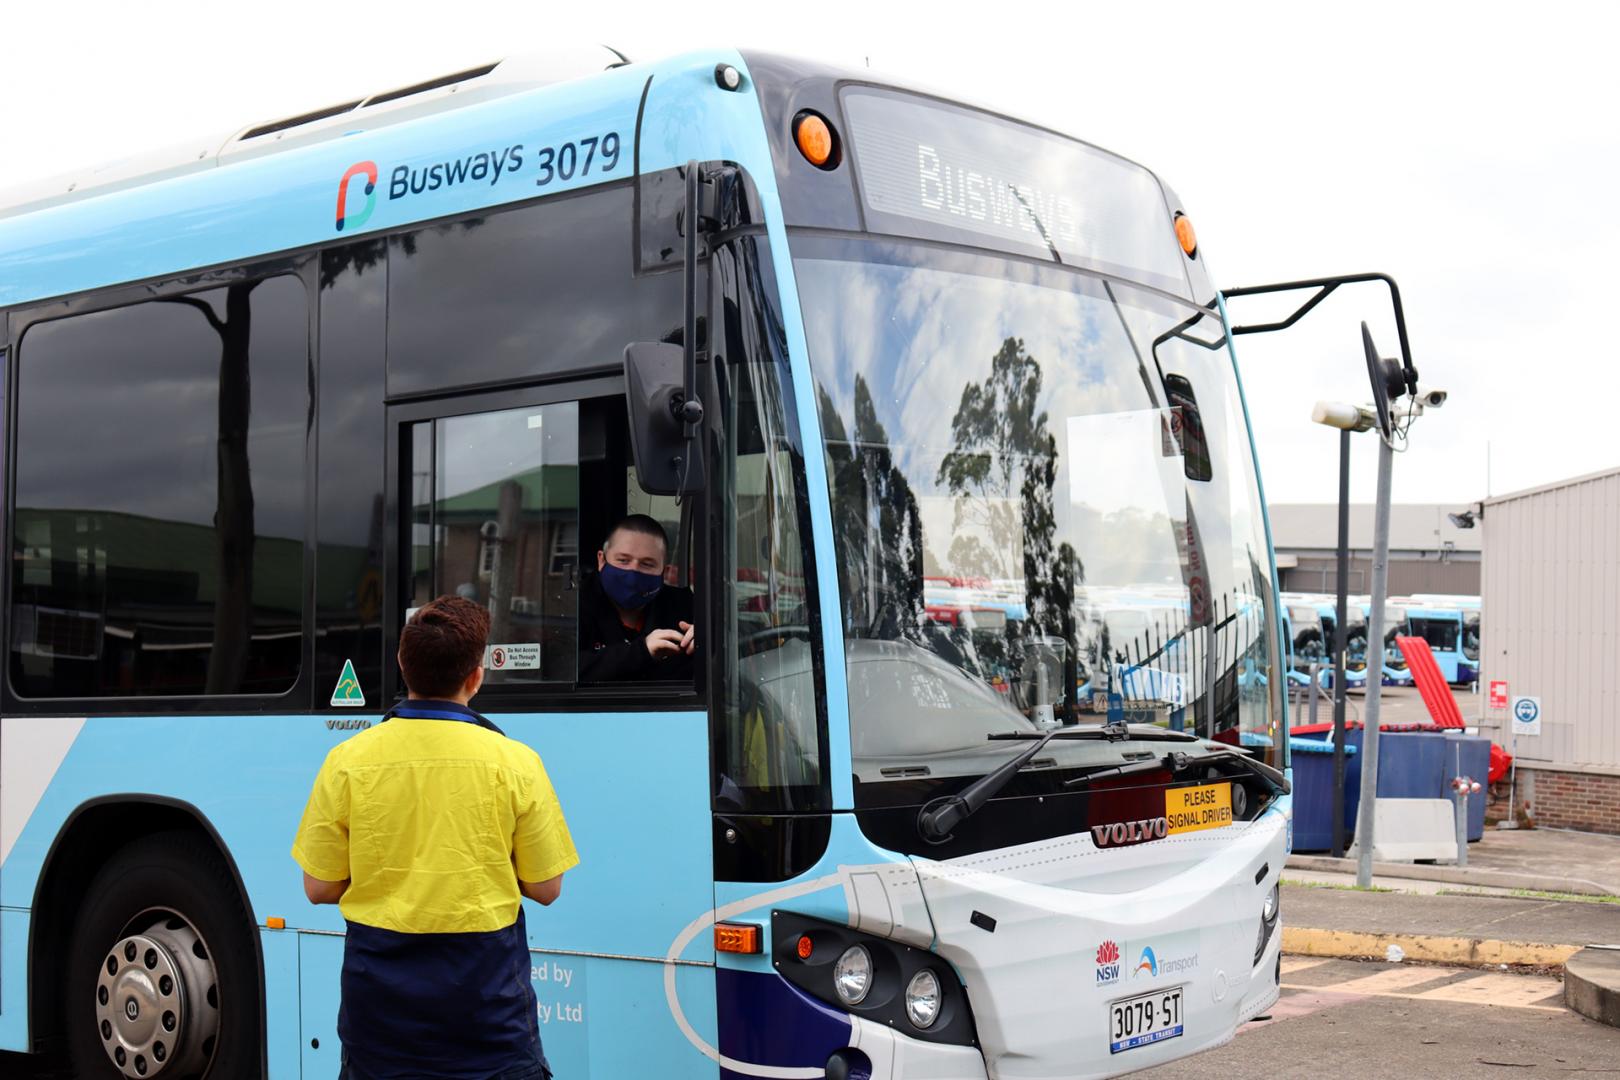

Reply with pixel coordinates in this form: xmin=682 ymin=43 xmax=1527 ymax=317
xmin=336 ymin=161 xmax=379 ymax=232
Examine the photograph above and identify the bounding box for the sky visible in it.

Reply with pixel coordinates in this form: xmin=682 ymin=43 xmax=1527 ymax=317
xmin=4 ymin=0 xmax=1616 ymax=509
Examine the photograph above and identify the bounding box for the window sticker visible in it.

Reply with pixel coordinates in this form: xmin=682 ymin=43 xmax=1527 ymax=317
xmin=486 ymin=643 xmax=541 ymax=671
xmin=331 ymin=658 xmax=366 ymax=707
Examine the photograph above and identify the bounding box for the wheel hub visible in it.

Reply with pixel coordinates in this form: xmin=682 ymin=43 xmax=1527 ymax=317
xmin=95 ymin=914 xmax=220 ymax=1078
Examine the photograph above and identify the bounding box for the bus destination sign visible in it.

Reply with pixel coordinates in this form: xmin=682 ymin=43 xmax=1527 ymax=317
xmin=842 ymin=88 xmax=1190 ymax=295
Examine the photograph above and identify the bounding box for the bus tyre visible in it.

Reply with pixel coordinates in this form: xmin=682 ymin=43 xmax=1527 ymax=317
xmin=63 ymin=830 xmax=260 ymax=1080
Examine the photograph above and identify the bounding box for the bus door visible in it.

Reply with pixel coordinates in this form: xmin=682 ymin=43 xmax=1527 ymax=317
xmin=379 ymin=379 xmax=720 ymax=1077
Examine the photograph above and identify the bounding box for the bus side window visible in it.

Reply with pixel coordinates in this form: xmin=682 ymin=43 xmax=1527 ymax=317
xmin=11 ymin=276 xmax=309 ymax=700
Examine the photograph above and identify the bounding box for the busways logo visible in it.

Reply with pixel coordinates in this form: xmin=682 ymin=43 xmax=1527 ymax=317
xmin=334 ymin=146 xmax=526 ymax=233
xmin=1135 ymin=947 xmax=1159 ymax=978
xmin=336 ymin=161 xmax=379 ymax=232
xmin=1095 ymin=940 xmax=1122 ymax=986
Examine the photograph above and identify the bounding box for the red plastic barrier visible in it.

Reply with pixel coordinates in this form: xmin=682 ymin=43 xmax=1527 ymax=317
xmin=1489 ymin=742 xmax=1513 ymax=785
xmin=1290 ymin=719 xmax=1434 ymax=736
xmin=1394 ymin=636 xmax=1465 ymax=728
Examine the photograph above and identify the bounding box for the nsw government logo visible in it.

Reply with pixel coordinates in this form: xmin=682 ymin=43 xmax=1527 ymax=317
xmin=336 ymin=161 xmax=379 ymax=232
xmin=1095 ymin=940 xmax=1122 ymax=986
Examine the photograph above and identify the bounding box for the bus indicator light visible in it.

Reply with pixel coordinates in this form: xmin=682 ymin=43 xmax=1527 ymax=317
xmin=266 ymin=917 xmax=286 ymax=930
xmin=796 ymin=934 xmax=814 ymax=960
xmin=1174 ymin=213 xmax=1198 ymax=257
xmin=794 ymin=112 xmax=837 ymax=169
xmin=715 ymin=922 xmax=762 ymax=954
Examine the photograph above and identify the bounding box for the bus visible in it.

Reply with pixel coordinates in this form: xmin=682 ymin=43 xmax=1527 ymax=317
xmin=1307 ymin=597 xmax=1367 ymax=691
xmin=1406 ymin=595 xmax=1481 ymax=685
xmin=1277 ymin=593 xmax=1368 ymax=692
xmin=1357 ymin=598 xmax=1415 ymax=687
xmin=0 ymin=47 xmax=1297 ymax=1079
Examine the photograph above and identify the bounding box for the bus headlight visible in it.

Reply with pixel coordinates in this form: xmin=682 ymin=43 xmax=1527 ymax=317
xmin=1255 ymin=883 xmax=1281 ymax=963
xmin=833 ymin=945 xmax=873 ymax=1005
xmin=905 ymin=969 xmax=941 ymax=1029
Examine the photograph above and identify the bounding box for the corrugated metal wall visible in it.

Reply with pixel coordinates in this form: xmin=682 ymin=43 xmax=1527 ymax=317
xmin=1480 ymin=468 xmax=1620 ymax=772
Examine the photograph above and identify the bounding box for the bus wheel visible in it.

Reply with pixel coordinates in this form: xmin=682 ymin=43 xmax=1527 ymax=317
xmin=64 ymin=831 xmax=260 ymax=1079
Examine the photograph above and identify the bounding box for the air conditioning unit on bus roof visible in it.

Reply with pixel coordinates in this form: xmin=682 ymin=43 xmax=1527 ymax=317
xmin=0 ymin=46 xmax=630 ymax=222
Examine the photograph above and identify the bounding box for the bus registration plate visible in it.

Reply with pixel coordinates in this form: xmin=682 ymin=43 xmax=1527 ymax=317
xmin=1165 ymin=781 xmax=1233 ymax=835
xmin=1109 ymin=986 xmax=1184 ymax=1054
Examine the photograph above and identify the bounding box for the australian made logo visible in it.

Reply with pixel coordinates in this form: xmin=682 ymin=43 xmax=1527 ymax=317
xmin=1095 ymin=940 xmax=1122 ymax=986
xmin=1091 ymin=816 xmax=1170 ymax=849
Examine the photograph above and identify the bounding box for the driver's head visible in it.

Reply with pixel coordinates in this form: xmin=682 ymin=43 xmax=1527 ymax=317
xmin=598 ymin=514 xmax=669 ymax=576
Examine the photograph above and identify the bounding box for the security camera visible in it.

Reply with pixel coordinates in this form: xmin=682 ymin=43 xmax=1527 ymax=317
xmin=1414 ymin=384 xmax=1448 ymax=408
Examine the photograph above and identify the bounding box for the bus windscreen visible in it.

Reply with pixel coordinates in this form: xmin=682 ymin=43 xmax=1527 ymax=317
xmin=842 ymin=87 xmax=1191 ymax=295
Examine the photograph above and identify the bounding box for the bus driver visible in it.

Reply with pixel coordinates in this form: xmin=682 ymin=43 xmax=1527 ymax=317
xmin=578 ymin=514 xmax=696 ymax=682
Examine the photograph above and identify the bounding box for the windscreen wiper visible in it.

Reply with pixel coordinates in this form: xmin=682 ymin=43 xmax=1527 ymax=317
xmin=917 ymin=728 xmax=1067 ymax=844
xmin=1060 ymin=748 xmax=1291 ymax=798
xmin=1164 ymin=748 xmax=1291 ymax=796
xmin=917 ymin=725 xmax=1186 ymax=843
xmin=914 ymin=727 xmax=1279 ymax=844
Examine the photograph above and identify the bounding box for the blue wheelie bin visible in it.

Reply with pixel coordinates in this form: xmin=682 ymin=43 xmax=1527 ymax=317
xmin=1287 ymin=737 xmax=1360 ymax=853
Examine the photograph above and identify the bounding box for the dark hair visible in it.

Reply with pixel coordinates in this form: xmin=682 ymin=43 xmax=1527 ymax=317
xmin=398 ymin=596 xmax=490 ymax=698
xmin=604 ymin=513 xmax=669 ymax=556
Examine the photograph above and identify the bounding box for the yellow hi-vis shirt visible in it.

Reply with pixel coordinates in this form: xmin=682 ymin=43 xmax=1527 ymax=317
xmin=291 ymin=706 xmax=578 ymax=934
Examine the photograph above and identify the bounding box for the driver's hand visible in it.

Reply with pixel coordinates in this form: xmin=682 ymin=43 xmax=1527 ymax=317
xmin=678 ymin=620 xmax=697 ymax=656
xmin=645 ymin=628 xmax=684 ymax=660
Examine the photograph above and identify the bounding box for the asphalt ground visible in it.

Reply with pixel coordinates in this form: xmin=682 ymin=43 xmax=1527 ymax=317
xmin=1296 ymin=682 xmax=1475 ymax=729
xmin=1143 ymin=956 xmax=1620 ymax=1079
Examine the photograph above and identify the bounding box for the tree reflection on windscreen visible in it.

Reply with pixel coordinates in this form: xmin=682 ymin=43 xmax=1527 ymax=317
xmin=797 ymin=241 xmax=1280 ymax=781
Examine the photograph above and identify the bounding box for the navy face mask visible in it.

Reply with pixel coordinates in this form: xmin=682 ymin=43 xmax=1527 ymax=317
xmin=600 ymin=563 xmax=664 ymax=610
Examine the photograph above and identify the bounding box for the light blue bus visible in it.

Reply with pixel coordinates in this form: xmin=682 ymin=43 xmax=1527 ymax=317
xmin=0 ymin=48 xmax=1296 ymax=1079
xmin=1405 ymin=595 xmax=1481 ymax=685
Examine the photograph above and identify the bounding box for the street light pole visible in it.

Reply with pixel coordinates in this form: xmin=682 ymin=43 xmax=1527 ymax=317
xmin=1356 ymin=433 xmax=1395 ymax=888
xmin=1331 ymin=429 xmax=1350 ymax=858
xmin=1312 ymin=400 xmax=1381 ymax=869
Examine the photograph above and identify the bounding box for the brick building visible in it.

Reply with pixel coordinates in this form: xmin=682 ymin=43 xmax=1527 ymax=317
xmin=1476 ymin=467 xmax=1620 ymax=834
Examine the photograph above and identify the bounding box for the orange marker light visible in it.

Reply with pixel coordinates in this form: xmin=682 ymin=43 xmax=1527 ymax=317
xmin=795 ymin=113 xmax=835 ymax=168
xmin=1174 ymin=214 xmax=1198 ymax=257
xmin=266 ymin=917 xmax=286 ymax=930
xmin=796 ymin=934 xmax=814 ymax=960
xmin=715 ymin=922 xmax=763 ymax=955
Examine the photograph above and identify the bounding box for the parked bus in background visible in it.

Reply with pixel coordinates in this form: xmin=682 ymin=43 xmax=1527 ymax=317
xmin=1406 ymin=595 xmax=1481 ymax=685
xmin=0 ymin=47 xmax=1303 ymax=1079
xmin=1308 ymin=597 xmax=1367 ymax=692
xmin=1358 ymin=597 xmax=1415 ymax=687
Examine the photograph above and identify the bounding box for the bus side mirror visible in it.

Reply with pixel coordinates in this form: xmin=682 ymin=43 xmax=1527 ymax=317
xmin=623 ymin=341 xmax=706 ymax=496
